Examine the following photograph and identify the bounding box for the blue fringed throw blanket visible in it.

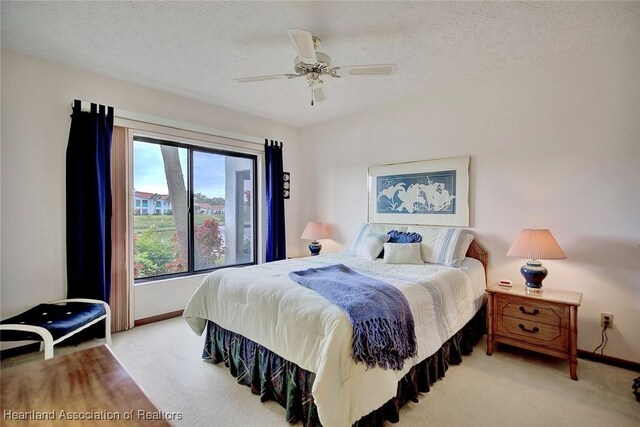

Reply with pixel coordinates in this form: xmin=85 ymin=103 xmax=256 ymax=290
xmin=289 ymin=264 xmax=417 ymax=370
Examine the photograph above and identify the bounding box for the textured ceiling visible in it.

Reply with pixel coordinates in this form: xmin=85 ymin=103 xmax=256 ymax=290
xmin=2 ymin=1 xmax=639 ymax=127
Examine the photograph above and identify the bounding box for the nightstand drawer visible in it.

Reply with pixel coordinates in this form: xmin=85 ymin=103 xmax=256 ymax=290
xmin=496 ymin=316 xmax=568 ymax=351
xmin=496 ymin=295 xmax=566 ymax=327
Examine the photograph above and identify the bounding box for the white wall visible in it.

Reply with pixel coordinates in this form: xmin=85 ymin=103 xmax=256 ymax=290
xmin=0 ymin=50 xmax=304 ymax=323
xmin=299 ymin=37 xmax=640 ymax=363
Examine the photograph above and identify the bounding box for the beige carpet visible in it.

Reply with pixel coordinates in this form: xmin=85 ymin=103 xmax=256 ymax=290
xmin=3 ymin=317 xmax=639 ymax=426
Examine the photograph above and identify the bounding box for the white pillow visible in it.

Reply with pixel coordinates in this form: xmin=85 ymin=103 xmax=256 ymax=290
xmin=346 ymin=223 xmax=408 ymax=255
xmin=406 ymin=226 xmax=441 ymax=261
xmin=383 ymin=242 xmax=424 ymax=265
xmin=355 ymin=233 xmax=389 ymax=260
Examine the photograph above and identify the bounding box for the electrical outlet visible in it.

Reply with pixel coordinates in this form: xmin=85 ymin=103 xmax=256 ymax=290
xmin=600 ymin=312 xmax=614 ymax=329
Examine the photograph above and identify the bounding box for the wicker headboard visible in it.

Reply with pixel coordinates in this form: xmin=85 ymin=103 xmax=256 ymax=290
xmin=465 ymin=239 xmax=489 ymax=275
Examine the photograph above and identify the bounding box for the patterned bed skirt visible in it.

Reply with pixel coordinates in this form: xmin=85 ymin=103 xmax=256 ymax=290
xmin=203 ymin=306 xmax=486 ymax=426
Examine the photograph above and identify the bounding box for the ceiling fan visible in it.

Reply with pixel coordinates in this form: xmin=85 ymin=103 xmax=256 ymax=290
xmin=233 ymin=28 xmax=398 ymax=105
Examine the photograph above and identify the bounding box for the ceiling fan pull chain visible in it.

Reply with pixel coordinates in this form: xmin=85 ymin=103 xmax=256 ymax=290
xmin=311 ymin=86 xmax=314 ymax=106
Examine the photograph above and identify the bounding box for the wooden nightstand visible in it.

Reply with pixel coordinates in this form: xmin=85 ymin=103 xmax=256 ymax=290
xmin=486 ymin=283 xmax=583 ymax=380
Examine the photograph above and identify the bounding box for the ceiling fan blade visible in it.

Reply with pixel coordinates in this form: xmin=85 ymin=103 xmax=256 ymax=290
xmin=233 ymin=74 xmax=299 ymax=83
xmin=313 ymin=84 xmax=326 ymax=103
xmin=287 ymin=28 xmax=318 ymax=65
xmin=333 ymin=64 xmax=398 ymax=77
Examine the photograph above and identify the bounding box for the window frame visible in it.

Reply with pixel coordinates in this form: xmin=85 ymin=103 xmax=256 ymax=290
xmin=133 ymin=135 xmax=259 ymax=283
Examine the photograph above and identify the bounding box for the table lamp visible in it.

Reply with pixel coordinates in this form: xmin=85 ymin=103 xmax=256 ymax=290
xmin=507 ymin=228 xmax=566 ymax=293
xmin=301 ymin=222 xmax=329 ymax=256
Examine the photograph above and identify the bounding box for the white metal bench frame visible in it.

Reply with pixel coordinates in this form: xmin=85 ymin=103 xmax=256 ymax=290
xmin=0 ymin=298 xmax=112 ymax=360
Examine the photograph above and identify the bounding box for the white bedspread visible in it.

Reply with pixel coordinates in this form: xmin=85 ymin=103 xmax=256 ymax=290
xmin=184 ymin=254 xmax=485 ymax=427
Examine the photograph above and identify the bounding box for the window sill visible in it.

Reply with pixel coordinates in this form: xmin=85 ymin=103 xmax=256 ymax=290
xmin=134 ymin=273 xmax=210 ymax=287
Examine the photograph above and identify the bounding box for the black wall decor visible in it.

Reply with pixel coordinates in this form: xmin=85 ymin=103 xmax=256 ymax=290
xmin=283 ymin=172 xmax=291 ymax=199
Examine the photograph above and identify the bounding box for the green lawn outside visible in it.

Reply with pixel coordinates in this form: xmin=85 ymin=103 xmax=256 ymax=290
xmin=134 ymin=214 xmax=225 ymax=242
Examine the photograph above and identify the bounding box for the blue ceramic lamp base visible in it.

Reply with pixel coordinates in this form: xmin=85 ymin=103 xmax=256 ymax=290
xmin=521 ymin=260 xmax=547 ymax=293
xmin=308 ymin=241 xmax=322 ymax=256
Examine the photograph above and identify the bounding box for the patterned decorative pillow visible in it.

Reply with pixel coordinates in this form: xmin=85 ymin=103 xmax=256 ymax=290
xmin=460 ymin=233 xmax=475 ymax=260
xmin=346 ymin=223 xmax=408 ymax=255
xmin=428 ymin=228 xmax=474 ymax=267
xmin=405 ymin=226 xmax=474 ymax=267
xmin=383 ymin=242 xmax=424 ymax=265
xmin=355 ymin=233 xmax=390 ymax=260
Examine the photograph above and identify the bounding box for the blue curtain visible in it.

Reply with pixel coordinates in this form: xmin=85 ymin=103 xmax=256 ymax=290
xmin=66 ymin=100 xmax=114 ymax=302
xmin=265 ymin=140 xmax=286 ymax=261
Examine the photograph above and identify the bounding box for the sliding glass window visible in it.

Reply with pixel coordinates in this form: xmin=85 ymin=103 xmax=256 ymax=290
xmin=133 ymin=136 xmax=257 ymax=281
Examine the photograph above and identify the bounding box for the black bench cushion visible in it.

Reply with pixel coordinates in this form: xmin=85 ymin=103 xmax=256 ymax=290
xmin=0 ymin=302 xmax=106 ymax=341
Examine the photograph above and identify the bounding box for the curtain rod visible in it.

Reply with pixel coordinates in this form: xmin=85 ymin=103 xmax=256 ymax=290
xmin=72 ymin=100 xmax=265 ymax=146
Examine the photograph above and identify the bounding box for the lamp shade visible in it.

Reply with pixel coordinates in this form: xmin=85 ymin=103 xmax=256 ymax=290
xmin=507 ymin=229 xmax=566 ymax=260
xmin=301 ymin=222 xmax=329 ymax=241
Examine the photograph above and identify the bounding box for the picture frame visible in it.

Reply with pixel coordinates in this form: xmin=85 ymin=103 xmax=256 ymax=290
xmin=368 ymin=156 xmax=469 ymax=226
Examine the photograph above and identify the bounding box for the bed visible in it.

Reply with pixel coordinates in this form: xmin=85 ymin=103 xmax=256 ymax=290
xmin=184 ymin=225 xmax=488 ymax=427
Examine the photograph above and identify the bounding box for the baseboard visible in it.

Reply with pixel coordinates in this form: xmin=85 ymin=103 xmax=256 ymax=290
xmin=134 ymin=309 xmax=183 ymax=327
xmin=578 ymin=349 xmax=640 ymax=372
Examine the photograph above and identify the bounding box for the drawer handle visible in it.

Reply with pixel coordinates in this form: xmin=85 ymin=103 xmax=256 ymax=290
xmin=518 ymin=324 xmax=540 ymax=334
xmin=519 ymin=306 xmax=540 ymax=316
